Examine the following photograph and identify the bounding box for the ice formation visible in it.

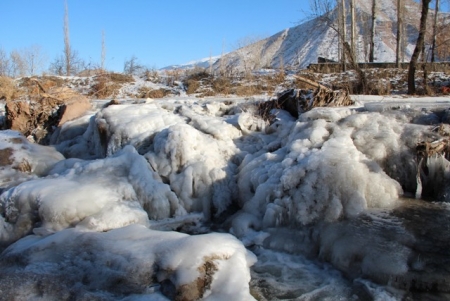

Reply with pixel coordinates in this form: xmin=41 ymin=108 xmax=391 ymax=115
xmin=2 ymin=95 xmax=450 ymax=299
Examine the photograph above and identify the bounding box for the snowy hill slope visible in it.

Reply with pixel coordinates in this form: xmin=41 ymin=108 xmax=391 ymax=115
xmin=211 ymin=0 xmax=441 ymax=71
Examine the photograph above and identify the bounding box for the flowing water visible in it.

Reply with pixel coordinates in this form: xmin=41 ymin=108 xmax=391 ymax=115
xmin=249 ymin=198 xmax=450 ymax=301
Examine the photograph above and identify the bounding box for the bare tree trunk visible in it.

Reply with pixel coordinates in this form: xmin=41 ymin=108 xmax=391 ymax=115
xmin=64 ymin=0 xmax=71 ymax=76
xmin=396 ymin=0 xmax=403 ymax=67
xmin=340 ymin=0 xmax=347 ymax=71
xmin=408 ymin=0 xmax=431 ymax=95
xmin=101 ymin=30 xmax=106 ymax=71
xmin=344 ymin=41 xmax=367 ymax=93
xmin=432 ymin=0 xmax=440 ymax=62
xmin=369 ymin=0 xmax=376 ymax=62
xmin=350 ymin=0 xmax=356 ymax=61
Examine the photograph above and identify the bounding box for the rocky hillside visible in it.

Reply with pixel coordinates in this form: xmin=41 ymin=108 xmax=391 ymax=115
xmin=212 ymin=0 xmax=447 ymax=72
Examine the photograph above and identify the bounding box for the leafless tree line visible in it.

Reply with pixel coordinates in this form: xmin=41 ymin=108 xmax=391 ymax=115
xmin=0 ymin=45 xmax=48 ymax=78
xmin=309 ymin=0 xmax=450 ymax=94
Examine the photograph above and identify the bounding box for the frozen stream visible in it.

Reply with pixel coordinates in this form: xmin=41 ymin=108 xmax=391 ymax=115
xmin=1 ymin=96 xmax=450 ymax=300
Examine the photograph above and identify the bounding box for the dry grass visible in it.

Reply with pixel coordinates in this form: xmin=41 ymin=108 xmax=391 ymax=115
xmin=185 ymin=79 xmax=201 ymax=94
xmin=183 ymin=70 xmax=211 ymax=95
xmin=138 ymin=87 xmax=171 ymax=98
xmin=235 ymin=84 xmax=264 ymax=96
xmin=89 ymin=72 xmax=134 ymax=98
xmin=15 ymin=76 xmax=67 ymax=100
xmin=109 ymin=73 xmax=134 ymax=84
xmin=0 ymin=76 xmax=19 ymax=101
xmin=212 ymin=77 xmax=231 ymax=95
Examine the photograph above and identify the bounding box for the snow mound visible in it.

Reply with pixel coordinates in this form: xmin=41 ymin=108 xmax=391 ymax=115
xmin=146 ymin=123 xmax=238 ymax=220
xmin=234 ymin=114 xmax=404 ymax=236
xmin=0 ymin=146 xmax=185 ymax=245
xmin=0 ymin=224 xmax=256 ymax=301
xmin=96 ymin=103 xmax=187 ymax=156
xmin=0 ymin=130 xmax=64 ymax=190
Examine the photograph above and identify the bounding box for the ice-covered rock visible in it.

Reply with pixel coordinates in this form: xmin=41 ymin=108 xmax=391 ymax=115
xmin=0 ymin=130 xmax=64 ymax=191
xmin=0 ymin=146 xmax=185 ymax=246
xmin=0 ymin=224 xmax=256 ymax=301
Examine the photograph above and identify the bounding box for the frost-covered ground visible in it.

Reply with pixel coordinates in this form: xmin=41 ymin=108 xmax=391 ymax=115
xmin=2 ymin=92 xmax=450 ymax=300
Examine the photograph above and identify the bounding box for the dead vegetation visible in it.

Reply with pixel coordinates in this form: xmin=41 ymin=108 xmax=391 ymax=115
xmin=138 ymin=87 xmax=172 ymax=98
xmin=257 ymin=75 xmax=353 ymax=120
xmin=89 ymin=72 xmax=135 ymax=98
xmin=5 ymin=79 xmax=91 ymax=143
xmin=0 ymin=76 xmax=19 ymax=101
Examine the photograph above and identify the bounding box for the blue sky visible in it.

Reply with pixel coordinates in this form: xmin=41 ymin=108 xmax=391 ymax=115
xmin=0 ymin=1 xmax=306 ymax=72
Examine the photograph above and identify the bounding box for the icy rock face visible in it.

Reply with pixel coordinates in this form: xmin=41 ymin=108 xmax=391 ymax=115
xmin=0 ymin=224 xmax=257 ymax=301
xmin=0 ymin=146 xmax=185 ymax=246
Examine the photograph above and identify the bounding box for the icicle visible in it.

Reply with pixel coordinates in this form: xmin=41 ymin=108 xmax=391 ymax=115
xmin=415 ymin=157 xmax=423 ymax=199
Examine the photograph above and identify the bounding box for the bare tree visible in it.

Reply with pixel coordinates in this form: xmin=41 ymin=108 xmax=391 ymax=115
xmin=408 ymin=0 xmax=432 ymax=94
xmin=124 ymin=55 xmax=143 ymax=75
xmin=436 ymin=20 xmax=450 ymax=60
xmin=350 ymin=0 xmax=356 ymax=59
xmin=49 ymin=55 xmax=65 ymax=76
xmin=101 ymin=30 xmax=106 ymax=71
xmin=308 ymin=0 xmax=342 ymax=64
xmin=369 ymin=0 xmax=376 ymax=62
xmin=0 ymin=47 xmax=10 ymax=76
xmin=64 ymin=0 xmax=71 ymax=76
xmin=396 ymin=0 xmax=404 ymax=67
xmin=9 ymin=50 xmax=26 ymax=77
xmin=22 ymin=45 xmax=48 ymax=75
xmin=49 ymin=51 xmax=85 ymax=76
xmin=340 ymin=0 xmax=347 ymax=69
xmin=232 ymin=35 xmax=265 ymax=76
xmin=308 ymin=0 xmax=336 ymax=20
xmin=431 ymin=0 xmax=440 ymax=62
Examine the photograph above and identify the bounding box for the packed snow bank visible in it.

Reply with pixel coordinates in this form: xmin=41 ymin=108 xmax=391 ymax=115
xmin=0 ymin=146 xmax=185 ymax=246
xmin=0 ymin=224 xmax=256 ymax=301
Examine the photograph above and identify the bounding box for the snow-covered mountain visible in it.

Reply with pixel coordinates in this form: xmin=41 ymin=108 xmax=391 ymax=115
xmin=161 ymin=55 xmax=221 ymax=71
xmin=210 ymin=0 xmax=441 ymax=71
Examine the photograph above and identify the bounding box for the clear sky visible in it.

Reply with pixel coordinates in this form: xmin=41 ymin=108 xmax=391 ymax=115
xmin=0 ymin=0 xmax=307 ymax=72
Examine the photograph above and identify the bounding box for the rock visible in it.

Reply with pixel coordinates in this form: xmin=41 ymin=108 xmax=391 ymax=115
xmin=4 ymin=101 xmax=33 ymax=134
xmin=58 ymin=97 xmax=92 ymax=126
